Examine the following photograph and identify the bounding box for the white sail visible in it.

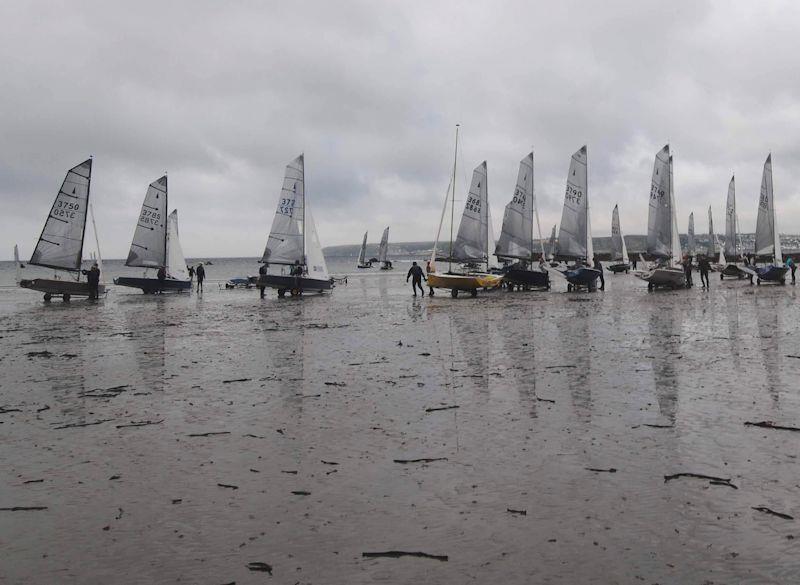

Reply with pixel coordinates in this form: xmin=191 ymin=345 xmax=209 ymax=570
xmin=755 ymin=155 xmax=781 ymax=263
xmin=724 ymin=176 xmax=737 ymax=259
xmin=707 ymin=206 xmax=716 ymax=256
xmin=166 ymin=210 xmax=190 ymax=281
xmin=357 ymin=231 xmax=368 ymax=265
xmin=30 ymin=159 xmax=92 ymax=271
xmin=488 ymin=205 xmax=501 ymax=269
xmin=556 ymin=146 xmax=589 ymax=260
xmin=611 ymin=204 xmax=629 ymax=263
xmin=126 ymin=175 xmax=168 ymax=268
xmin=687 ymin=213 xmax=695 ymax=256
xmin=495 ymin=152 xmax=534 ymax=260
xmin=304 ymin=205 xmax=330 ymax=281
xmin=378 ymin=227 xmax=389 ymax=263
xmin=262 ymin=154 xmax=305 ymax=265
xmin=14 ymin=244 xmax=22 ymax=284
xmin=669 ymin=155 xmax=682 ymax=265
xmin=547 ymin=224 xmax=557 ymax=261
xmin=646 ymin=145 xmax=673 ymax=259
xmin=452 ymin=161 xmax=489 ymax=263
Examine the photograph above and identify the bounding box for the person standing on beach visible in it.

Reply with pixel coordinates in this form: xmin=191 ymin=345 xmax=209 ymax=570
xmin=187 ymin=265 xmax=194 ymax=281
xmin=593 ymin=256 xmax=604 ymax=290
xmin=682 ymin=255 xmax=693 ymax=287
xmin=157 ymin=265 xmax=166 ymax=294
xmin=425 ymin=260 xmax=435 ymax=296
xmin=407 ymin=261 xmax=426 ymax=297
xmin=196 ymin=263 xmax=205 ymax=293
xmin=258 ymin=263 xmax=267 ymax=298
xmin=698 ymin=256 xmax=711 ymax=289
xmin=787 ymin=256 xmax=796 ymax=285
xmin=82 ymin=262 xmax=100 ymax=300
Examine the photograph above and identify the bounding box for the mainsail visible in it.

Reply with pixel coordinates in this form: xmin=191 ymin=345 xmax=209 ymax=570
xmin=166 ymin=210 xmax=189 ymax=281
xmin=611 ymin=204 xmax=629 ymax=263
xmin=556 ymin=146 xmax=590 ymax=260
xmin=646 ymin=145 xmax=674 ymax=259
xmin=378 ymin=227 xmax=389 ymax=263
xmin=30 ymin=159 xmax=92 ymax=271
xmin=357 ymin=231 xmax=368 ymax=265
xmin=495 ymin=152 xmax=534 ymax=260
xmin=724 ymin=176 xmax=737 ymax=258
xmin=754 ymin=154 xmax=781 ymax=262
xmin=452 ymin=161 xmax=489 ymax=263
xmin=687 ymin=212 xmax=695 ymax=256
xmin=126 ymin=175 xmax=168 ymax=268
xmin=304 ymin=205 xmax=330 ymax=281
xmin=707 ymin=206 xmax=716 ymax=256
xmin=262 ymin=154 xmax=305 ymax=265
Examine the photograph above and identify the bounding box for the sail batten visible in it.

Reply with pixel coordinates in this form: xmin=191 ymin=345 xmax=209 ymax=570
xmin=556 ymin=146 xmax=590 ymax=260
xmin=495 ymin=153 xmax=534 ymax=260
xmin=126 ymin=175 xmax=168 ymax=268
xmin=29 ymin=159 xmax=93 ymax=271
xmin=452 ymin=162 xmax=489 ymax=263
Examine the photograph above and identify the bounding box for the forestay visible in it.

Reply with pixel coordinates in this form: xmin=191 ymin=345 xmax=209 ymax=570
xmin=378 ymin=227 xmax=389 ymax=263
xmin=646 ymin=145 xmax=673 ymax=259
xmin=556 ymin=146 xmax=590 ymax=260
xmin=724 ymin=176 xmax=737 ymax=258
xmin=30 ymin=159 xmax=92 ymax=271
xmin=262 ymin=154 xmax=305 ymax=265
xmin=166 ymin=210 xmax=190 ymax=281
xmin=754 ymin=154 xmax=781 ymax=262
xmin=126 ymin=175 xmax=168 ymax=268
xmin=452 ymin=161 xmax=489 ymax=263
xmin=611 ymin=204 xmax=629 ymax=263
xmin=495 ymin=152 xmax=534 ymax=260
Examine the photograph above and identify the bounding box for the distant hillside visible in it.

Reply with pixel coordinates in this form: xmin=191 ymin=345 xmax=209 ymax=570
xmin=325 ymin=233 xmax=800 ymax=258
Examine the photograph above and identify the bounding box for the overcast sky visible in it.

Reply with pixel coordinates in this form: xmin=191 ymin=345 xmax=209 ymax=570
xmin=2 ymin=0 xmax=800 ymax=260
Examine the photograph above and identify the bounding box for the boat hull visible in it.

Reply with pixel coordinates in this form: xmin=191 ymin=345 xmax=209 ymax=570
xmin=720 ymin=263 xmax=747 ymax=279
xmin=503 ymin=268 xmax=550 ymax=290
xmin=608 ymin=262 xmax=630 ymax=274
xmin=19 ymin=278 xmax=106 ymax=300
xmin=636 ymin=267 xmax=686 ymax=289
xmin=114 ymin=276 xmax=192 ymax=293
xmin=357 ymin=263 xmax=373 ymax=269
xmin=258 ymin=274 xmax=333 ymax=296
xmin=563 ymin=267 xmax=601 ymax=290
xmin=427 ymin=272 xmax=503 ymax=297
xmin=754 ymin=265 xmax=788 ymax=284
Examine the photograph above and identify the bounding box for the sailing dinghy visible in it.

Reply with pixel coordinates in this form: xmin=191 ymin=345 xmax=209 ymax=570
xmin=608 ymin=204 xmax=630 ymax=273
xmin=636 ymin=146 xmax=686 ymax=290
xmin=553 ymin=146 xmax=601 ymax=291
xmin=378 ymin=226 xmax=393 ymax=270
xmin=18 ymin=159 xmax=107 ymax=302
xmin=258 ymin=154 xmax=332 ymax=297
xmin=719 ymin=176 xmax=747 ymax=279
xmin=495 ymin=152 xmax=549 ymax=290
xmin=748 ymin=154 xmax=788 ymax=285
xmin=356 ymin=231 xmax=372 ymax=269
xmin=114 ymin=176 xmax=191 ymax=293
xmin=427 ymin=127 xmax=503 ymax=297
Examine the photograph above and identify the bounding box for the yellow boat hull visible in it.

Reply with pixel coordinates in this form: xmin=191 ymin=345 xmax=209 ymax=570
xmin=427 ymin=272 xmax=503 ymax=291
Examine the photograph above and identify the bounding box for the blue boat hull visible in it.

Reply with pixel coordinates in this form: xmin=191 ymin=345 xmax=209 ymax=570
xmin=754 ymin=265 xmax=788 ymax=284
xmin=114 ymin=276 xmax=192 ymax=294
xmin=564 ymin=267 xmax=601 ymax=289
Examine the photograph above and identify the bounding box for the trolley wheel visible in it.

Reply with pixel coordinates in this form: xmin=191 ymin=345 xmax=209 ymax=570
xmin=470 ymin=289 xmax=478 ymax=297
xmin=62 ymin=294 xmax=71 ymax=302
xmin=277 ymin=289 xmax=286 ymax=298
xmin=43 ymin=293 xmax=52 ymax=302
xmin=451 ymin=289 xmax=458 ymax=298
xmin=290 ymin=288 xmax=301 ymax=296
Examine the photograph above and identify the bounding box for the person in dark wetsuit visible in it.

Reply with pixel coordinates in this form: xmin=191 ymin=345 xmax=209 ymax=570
xmin=187 ymin=265 xmax=195 ymax=281
xmin=787 ymin=256 xmax=796 ymax=285
xmin=698 ymin=255 xmax=711 ymax=289
xmin=407 ymin=261 xmax=426 ymax=296
xmin=258 ymin=264 xmax=267 ymax=298
xmin=593 ymin=256 xmax=604 ymax=290
xmin=157 ymin=266 xmax=166 ymax=294
xmin=82 ymin=262 xmax=100 ymax=300
xmin=196 ymin=263 xmax=205 ymax=293
xmin=682 ymin=255 xmax=693 ymax=287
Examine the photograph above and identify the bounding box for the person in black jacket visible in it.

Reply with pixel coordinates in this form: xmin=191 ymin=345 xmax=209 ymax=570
xmin=407 ymin=262 xmax=427 ymax=297
xmin=698 ymin=256 xmax=711 ymax=288
xmin=196 ymin=263 xmax=205 ymax=293
xmin=593 ymin=256 xmax=605 ymax=290
xmin=157 ymin=265 xmax=166 ymax=294
xmin=82 ymin=263 xmax=100 ymax=300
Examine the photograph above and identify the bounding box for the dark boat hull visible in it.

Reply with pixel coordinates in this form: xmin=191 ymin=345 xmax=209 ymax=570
xmin=503 ymin=268 xmax=550 ymax=289
xmin=720 ymin=263 xmax=747 ymax=279
xmin=19 ymin=278 xmax=106 ymax=300
xmin=259 ymin=275 xmax=333 ymax=296
xmin=754 ymin=265 xmax=788 ymax=284
xmin=608 ymin=262 xmax=630 ymax=273
xmin=564 ymin=267 xmax=601 ymax=290
xmin=114 ymin=276 xmax=192 ymax=293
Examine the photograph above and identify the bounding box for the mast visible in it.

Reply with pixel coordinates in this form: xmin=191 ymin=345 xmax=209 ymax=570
xmin=449 ymin=124 xmax=459 ymax=272
xmin=302 ymin=153 xmax=306 ymax=268
xmin=485 ymin=164 xmax=489 ymax=273
xmin=163 ymin=174 xmax=168 ymax=268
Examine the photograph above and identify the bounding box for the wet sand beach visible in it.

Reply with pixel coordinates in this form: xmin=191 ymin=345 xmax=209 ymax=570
xmin=2 ymin=269 xmax=800 ymax=584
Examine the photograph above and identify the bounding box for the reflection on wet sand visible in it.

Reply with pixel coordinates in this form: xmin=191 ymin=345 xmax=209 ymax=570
xmin=647 ymin=306 xmax=682 ymax=424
